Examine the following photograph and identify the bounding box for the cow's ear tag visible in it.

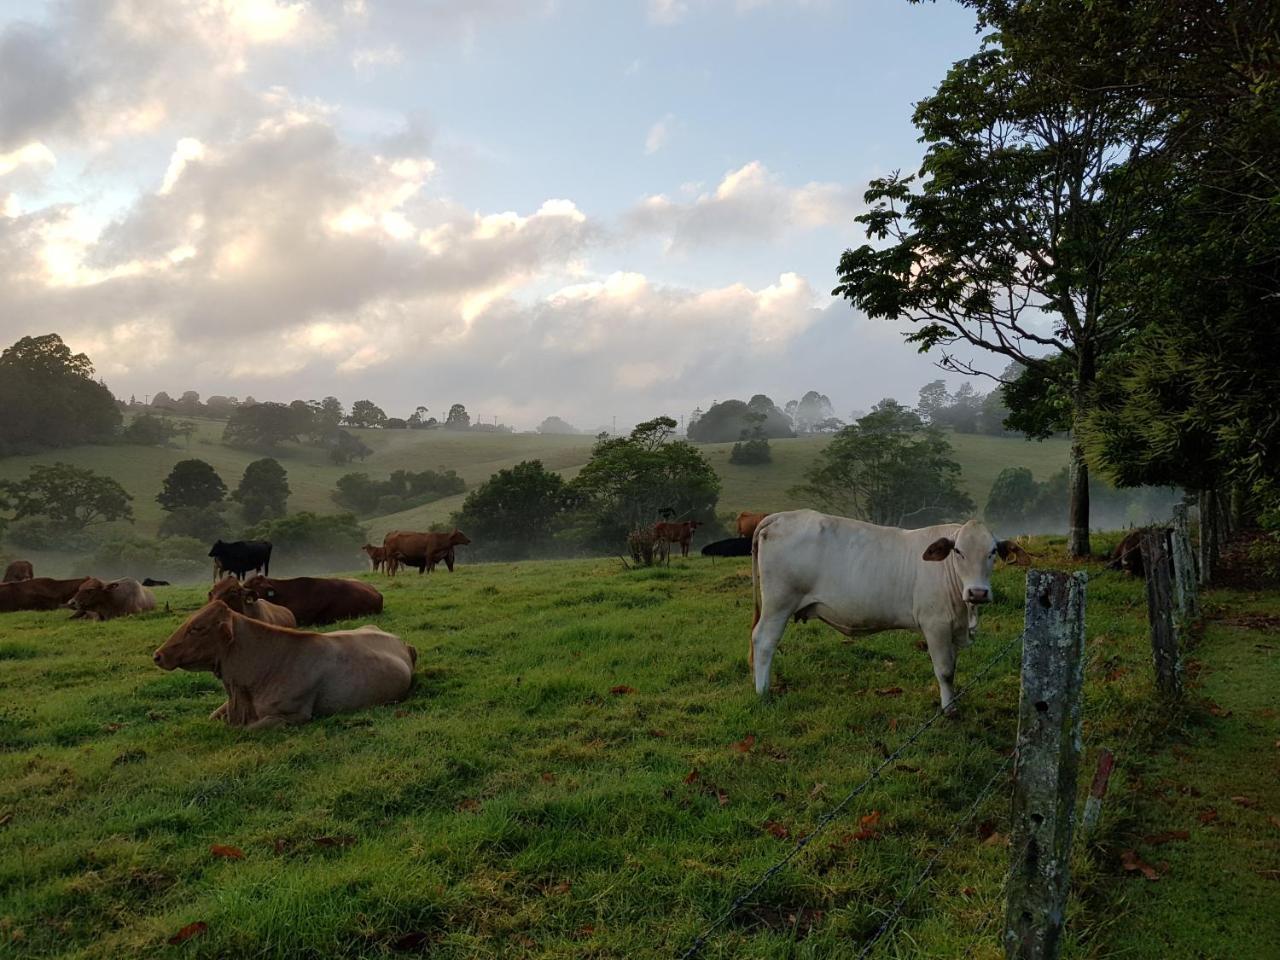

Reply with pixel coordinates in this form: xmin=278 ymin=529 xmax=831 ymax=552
xmin=922 ymin=537 xmax=955 ymax=562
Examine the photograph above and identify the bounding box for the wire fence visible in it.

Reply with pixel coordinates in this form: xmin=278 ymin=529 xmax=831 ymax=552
xmin=677 ymin=628 xmax=1027 ymax=959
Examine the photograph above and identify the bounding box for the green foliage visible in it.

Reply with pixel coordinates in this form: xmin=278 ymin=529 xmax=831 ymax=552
xmin=445 ymin=403 xmax=471 ymax=430
xmin=688 ymin=396 xmax=793 ymax=443
xmin=243 ymin=511 xmax=367 ymax=565
xmin=0 ymin=462 xmax=133 ymax=529
xmin=233 ymin=458 xmax=290 ymax=524
xmin=157 ymin=505 xmax=230 ymax=542
xmin=156 ymin=459 xmax=226 ymax=512
xmin=332 ymin=468 xmax=465 ymax=516
xmin=729 ymin=411 xmax=772 ymax=465
xmin=322 ymin=427 xmax=373 ymax=465
xmin=537 ymin=416 xmax=578 ymax=435
xmin=346 ymin=399 xmax=388 ymax=429
xmin=570 ymin=416 xmax=721 ymax=544
xmin=794 ymin=400 xmax=974 ymax=527
xmin=984 ymin=467 xmax=1040 ymax=530
xmin=82 ymin=535 xmax=210 ymax=582
xmin=452 ymin=460 xmax=568 ymax=559
xmin=121 ymin=413 xmax=180 ymax=447
xmin=785 ymin=390 xmax=838 ymax=434
xmin=4 ymin=517 xmax=93 ymax=551
xmin=0 ymin=333 xmax=122 ymax=455
xmin=222 ymin=402 xmax=306 ymax=449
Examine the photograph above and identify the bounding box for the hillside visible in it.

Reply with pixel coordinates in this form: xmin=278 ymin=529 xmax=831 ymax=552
xmin=0 ymin=421 xmax=1071 ymax=541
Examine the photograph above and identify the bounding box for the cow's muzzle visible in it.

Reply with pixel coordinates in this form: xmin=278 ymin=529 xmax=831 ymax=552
xmin=965 ymin=587 xmax=991 ymax=605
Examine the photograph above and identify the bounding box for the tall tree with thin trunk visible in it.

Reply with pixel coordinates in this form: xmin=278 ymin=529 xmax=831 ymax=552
xmin=833 ymin=0 xmax=1166 ymax=556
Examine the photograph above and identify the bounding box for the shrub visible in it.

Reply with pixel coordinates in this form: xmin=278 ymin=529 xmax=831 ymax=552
xmin=242 ymin=512 xmax=367 ymax=570
xmin=729 ymin=438 xmax=771 ymax=465
xmin=6 ymin=518 xmax=94 ymax=552
xmin=158 ymin=506 xmax=230 ymax=541
xmin=81 ymin=535 xmax=210 ymax=582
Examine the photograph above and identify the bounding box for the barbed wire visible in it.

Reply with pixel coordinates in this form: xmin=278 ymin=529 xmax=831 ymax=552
xmin=676 ymin=628 xmax=1026 ymax=959
xmin=962 ymin=834 xmax=1034 ymax=959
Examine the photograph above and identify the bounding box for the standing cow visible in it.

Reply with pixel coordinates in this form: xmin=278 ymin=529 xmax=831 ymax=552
xmin=653 ymin=520 xmax=702 ymax=560
xmin=361 ymin=543 xmax=388 ymax=573
xmin=209 ymin=540 xmax=272 ymax=582
xmin=750 ymin=511 xmax=1029 ymax=712
xmin=382 ymin=530 xmax=471 ymax=577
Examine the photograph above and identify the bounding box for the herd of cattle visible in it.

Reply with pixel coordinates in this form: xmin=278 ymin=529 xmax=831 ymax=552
xmin=1 ymin=510 xmax=1149 ymax=728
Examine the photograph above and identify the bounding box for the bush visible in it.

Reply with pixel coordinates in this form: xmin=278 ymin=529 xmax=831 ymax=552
xmin=332 ymin=469 xmax=466 ymax=516
xmin=158 ymin=506 xmax=230 ymax=541
xmin=5 ymin=518 xmax=94 ymax=552
xmin=729 ymin=438 xmax=771 ymax=465
xmin=81 ymin=535 xmax=210 ymax=582
xmin=242 ymin=512 xmax=367 ymax=570
xmin=121 ymin=413 xmax=179 ymax=446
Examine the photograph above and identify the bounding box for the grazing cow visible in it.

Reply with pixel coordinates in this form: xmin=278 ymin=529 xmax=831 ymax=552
xmin=735 ymin=511 xmax=770 ymax=539
xmin=361 ymin=543 xmax=388 ymax=573
xmin=653 ymin=520 xmax=702 ymax=559
xmin=382 ymin=530 xmax=471 ymax=577
xmin=701 ymin=536 xmax=753 ymax=558
xmin=241 ymin=575 xmax=383 ymax=626
xmin=153 ymin=600 xmax=415 ymax=729
xmin=3 ymin=560 xmax=34 ymax=582
xmin=0 ymin=577 xmax=92 ymax=613
xmin=1106 ymin=530 xmax=1145 ymax=578
xmin=209 ymin=577 xmax=296 ymax=628
xmin=65 ymin=577 xmax=156 ymax=621
xmin=209 ymin=539 xmax=272 ymax=582
xmin=750 ymin=511 xmax=1030 ymax=712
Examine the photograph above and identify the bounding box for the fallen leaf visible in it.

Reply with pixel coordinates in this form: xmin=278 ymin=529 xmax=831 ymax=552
xmin=312 ymin=835 xmax=356 ymax=847
xmin=859 ymin=811 xmax=882 ymax=830
xmin=914 ymin=639 xmax=928 ymax=652
xmin=1204 ymin=700 xmax=1233 ymax=718
xmin=1120 ymin=849 xmax=1161 ymax=881
xmin=545 ymin=880 xmax=571 ymax=896
xmin=457 ymin=799 xmax=481 ymax=813
xmin=764 ymin=820 xmax=790 ymax=840
xmin=1269 ymin=816 xmax=1280 ymax=831
xmin=167 ymin=922 xmax=207 ymax=945
xmin=982 ymin=831 xmax=1007 ymax=847
xmin=1143 ymin=830 xmax=1190 ymax=846
xmin=540 ymin=772 xmax=555 ymax=784
xmin=716 ymin=790 xmax=730 ymax=807
xmin=1198 ymin=808 xmax=1219 ymax=824
xmin=850 ymin=828 xmax=879 ymax=841
xmin=1104 ymin=666 xmax=1129 ymax=682
xmin=1231 ymin=796 xmax=1257 ymax=808
xmin=976 ymin=819 xmax=997 ymax=841
xmin=512 ymin=934 xmax=536 ymax=948
xmin=0 ymin=812 xmax=12 ymax=826
xmin=648 ymin=728 xmax=667 ymax=738
xmin=961 ymin=886 xmax=976 ymax=897
xmin=210 ymin=844 xmax=244 ymax=860
xmin=272 ymin=838 xmax=288 ymax=854
xmin=394 ymin=709 xmax=409 ymax=718
xmin=809 ymin=783 xmax=827 ymax=798
xmin=609 ymin=685 xmax=636 ymax=695
xmin=575 ymin=925 xmax=595 ymax=938
xmin=875 ymin=686 xmax=904 ymax=697
xmin=731 ymin=734 xmax=757 ymax=754
xmin=888 ymin=717 xmax=899 ymax=731
xmin=390 ymin=931 xmax=432 ymax=952
xmin=896 ymin=764 xmax=920 ymax=774
xmin=682 ymin=769 xmax=700 ymax=785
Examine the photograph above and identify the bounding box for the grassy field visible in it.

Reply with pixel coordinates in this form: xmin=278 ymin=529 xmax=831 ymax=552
xmin=0 ymin=422 xmax=1070 ymax=541
xmin=2 ymin=537 xmax=1276 ymax=958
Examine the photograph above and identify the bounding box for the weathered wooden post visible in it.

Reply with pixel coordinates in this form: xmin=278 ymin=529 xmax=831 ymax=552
xmin=1140 ymin=528 xmax=1183 ymax=700
xmin=1197 ymin=489 xmax=1218 ymax=586
xmin=1081 ymin=748 xmax=1115 ymax=838
xmin=1004 ymin=569 xmax=1087 ymax=960
xmin=1170 ymin=504 xmax=1199 ymax=624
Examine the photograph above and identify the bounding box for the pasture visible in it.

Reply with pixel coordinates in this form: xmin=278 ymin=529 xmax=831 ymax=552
xmin=2 ymin=543 xmax=1277 ymax=958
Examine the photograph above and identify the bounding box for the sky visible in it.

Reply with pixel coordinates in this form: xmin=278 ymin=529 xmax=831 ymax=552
xmin=0 ymin=0 xmax=983 ymax=431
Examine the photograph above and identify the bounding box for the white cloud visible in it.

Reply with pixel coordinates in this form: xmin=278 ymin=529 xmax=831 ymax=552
xmin=352 ymin=44 xmax=403 ymax=71
xmin=644 ymin=114 xmax=674 ymax=155
xmin=649 ymin=0 xmax=826 ymax=24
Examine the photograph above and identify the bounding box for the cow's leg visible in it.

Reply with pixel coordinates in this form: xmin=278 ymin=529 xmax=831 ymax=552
xmin=751 ymin=608 xmax=790 ymax=696
xmin=445 ymin=549 xmax=455 ymax=572
xmin=922 ymin=623 xmax=959 ymax=714
xmin=210 ymin=700 xmax=229 ymax=721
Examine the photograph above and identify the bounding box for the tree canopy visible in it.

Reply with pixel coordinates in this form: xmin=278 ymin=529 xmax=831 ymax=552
xmin=687 ymin=396 xmax=793 ymax=443
xmin=0 ymin=334 xmax=121 ymax=455
xmin=0 ymin=462 xmax=134 ymax=529
xmin=452 ymin=460 xmax=568 ymax=558
xmin=157 ymin=460 xmax=227 ymax=512
xmin=234 ymin=458 xmax=290 ymax=524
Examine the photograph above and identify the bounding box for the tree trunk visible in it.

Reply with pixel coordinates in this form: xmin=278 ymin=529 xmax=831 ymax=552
xmin=1068 ymin=347 xmax=1095 ymax=558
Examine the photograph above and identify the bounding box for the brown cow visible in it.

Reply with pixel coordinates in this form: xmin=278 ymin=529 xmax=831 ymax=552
xmin=209 ymin=577 xmax=296 ymax=628
xmin=382 ymin=529 xmax=471 ymax=577
xmin=361 ymin=543 xmax=387 ymax=573
xmin=153 ymin=600 xmax=415 ymax=729
xmin=65 ymin=577 xmax=156 ymax=621
xmin=653 ymin=520 xmax=703 ymax=559
xmin=1107 ymin=530 xmax=1146 ymax=578
xmin=0 ymin=577 xmax=91 ymax=613
xmin=735 ymin=511 xmax=770 ymax=539
xmin=3 ymin=560 xmax=34 ymax=582
xmin=241 ymin=575 xmax=383 ymax=626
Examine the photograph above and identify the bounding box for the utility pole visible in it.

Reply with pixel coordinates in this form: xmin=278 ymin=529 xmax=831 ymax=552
xmin=612 ymin=415 xmax=616 ymax=436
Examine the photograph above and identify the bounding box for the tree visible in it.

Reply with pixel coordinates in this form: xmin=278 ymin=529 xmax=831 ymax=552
xmin=318 ymin=396 xmax=345 ymax=429
xmin=833 ymin=1 xmax=1167 ymax=555
xmin=916 ymin=380 xmax=950 ymax=427
xmin=537 ymin=416 xmax=578 ymax=435
xmin=324 ymin=429 xmax=373 ymax=465
xmin=157 ymin=459 xmax=227 ymax=512
xmin=789 ymin=391 xmax=837 ymax=434
xmin=223 ymin=402 xmax=301 ymax=448
xmin=234 ymin=458 xmax=290 ymax=523
xmin=158 ymin=506 xmax=230 ymax=541
xmin=452 ymin=460 xmax=568 ymax=558
xmin=0 ymin=334 xmax=121 ymax=454
xmin=347 ymin=399 xmax=388 ymax=429
xmin=176 ymin=391 xmax=201 ymax=416
xmin=984 ymin=467 xmax=1040 ymax=531
xmin=687 ymin=397 xmax=793 ymax=442
xmin=445 ymin=403 xmax=471 ymax=430
xmin=730 ymin=412 xmax=772 ymax=465
xmin=121 ymin=413 xmax=179 ymax=447
xmin=0 ymin=463 xmax=133 ymax=529
xmin=151 ymin=390 xmax=175 ymax=410
xmin=793 ymin=400 xmax=973 ymax=527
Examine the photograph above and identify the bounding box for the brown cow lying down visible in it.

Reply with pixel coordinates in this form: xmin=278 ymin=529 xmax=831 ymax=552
xmin=66 ymin=577 xmax=156 ymax=621
xmin=3 ymin=560 xmax=34 ymax=582
xmin=383 ymin=529 xmax=471 ymax=576
xmin=0 ymin=577 xmax=91 ymax=613
xmin=209 ymin=577 xmax=296 ymax=627
xmin=153 ymin=600 xmax=416 ymax=729
xmin=241 ymin=575 xmax=383 ymax=626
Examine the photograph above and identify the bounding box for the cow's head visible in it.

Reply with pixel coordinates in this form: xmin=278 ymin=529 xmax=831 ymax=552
xmin=65 ymin=577 xmax=107 ymax=613
xmin=209 ymin=577 xmax=250 ymax=613
xmin=362 ymin=543 xmax=379 ymax=556
xmin=922 ymin=520 xmax=1030 ymax=605
xmin=154 ymin=600 xmax=234 ymax=671
xmin=242 ymin=575 xmax=277 ymax=600
xmin=207 ymin=540 xmax=226 ymax=558
xmin=450 ymin=529 xmax=472 ymax=546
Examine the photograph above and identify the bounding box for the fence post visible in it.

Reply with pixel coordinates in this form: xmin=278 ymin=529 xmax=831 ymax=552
xmin=1140 ymin=528 xmax=1184 ymax=700
xmin=1170 ymin=503 xmax=1199 ymax=624
xmin=1197 ymin=489 xmax=1217 ymax=586
xmin=1004 ymin=569 xmax=1087 ymax=960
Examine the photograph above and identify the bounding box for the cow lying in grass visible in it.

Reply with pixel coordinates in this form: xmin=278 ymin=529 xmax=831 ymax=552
xmin=242 ymin=575 xmax=383 ymax=626
xmin=153 ymin=600 xmax=416 ymax=729
xmin=65 ymin=577 xmax=156 ymax=621
xmin=209 ymin=576 xmax=296 ymax=628
xmin=0 ymin=577 xmax=91 ymax=613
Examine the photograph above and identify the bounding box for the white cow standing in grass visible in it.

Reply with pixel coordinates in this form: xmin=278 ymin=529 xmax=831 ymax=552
xmin=749 ymin=510 xmax=1029 ymax=711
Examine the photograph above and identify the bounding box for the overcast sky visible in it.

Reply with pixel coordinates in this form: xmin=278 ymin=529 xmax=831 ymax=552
xmin=0 ymin=0 xmax=982 ymax=431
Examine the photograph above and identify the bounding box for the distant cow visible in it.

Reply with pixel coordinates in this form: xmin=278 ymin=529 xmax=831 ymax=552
xmin=209 ymin=577 xmax=296 ymax=628
xmin=701 ymin=536 xmax=753 ymax=558
xmin=653 ymin=520 xmax=702 ymax=559
xmin=3 ymin=560 xmax=34 ymax=582
xmin=750 ymin=511 xmax=1030 ymax=712
xmin=142 ymin=578 xmax=170 ymax=587
xmin=382 ymin=530 xmax=471 ymax=577
xmin=153 ymin=600 xmax=415 ymax=729
xmin=0 ymin=577 xmax=92 ymax=613
xmin=735 ymin=512 xmax=770 ymax=539
xmin=362 ymin=543 xmax=388 ymax=574
xmin=242 ymin=575 xmax=383 ymax=626
xmin=65 ymin=577 xmax=156 ymax=621
xmin=209 ymin=539 xmax=273 ymax=582
xmin=1106 ymin=530 xmax=1145 ymax=578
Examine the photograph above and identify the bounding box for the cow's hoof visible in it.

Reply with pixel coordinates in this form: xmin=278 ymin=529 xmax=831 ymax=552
xmin=943 ymin=704 xmax=962 ymax=720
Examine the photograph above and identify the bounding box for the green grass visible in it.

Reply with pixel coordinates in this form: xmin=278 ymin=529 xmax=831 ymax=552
xmin=1 ymin=539 xmax=1275 ymax=958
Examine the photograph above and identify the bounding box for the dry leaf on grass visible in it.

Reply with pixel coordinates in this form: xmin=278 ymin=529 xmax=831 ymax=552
xmin=682 ymin=769 xmax=700 ymax=785
xmin=764 ymin=820 xmax=791 ymax=840
xmin=1120 ymin=849 xmax=1161 ymax=881
xmin=609 ymin=685 xmax=636 ymax=695
xmin=1197 ymin=808 xmax=1219 ymax=824
xmin=167 ymin=922 xmax=207 ymax=945
xmin=1143 ymin=830 xmax=1190 ymax=845
xmin=209 ymin=844 xmax=244 ymax=860
xmin=1231 ymin=796 xmax=1257 ymax=808
xmin=313 ymin=835 xmax=356 ymax=847
xmin=731 ymin=734 xmax=757 ymax=754
xmin=875 ymin=686 xmax=904 ymax=697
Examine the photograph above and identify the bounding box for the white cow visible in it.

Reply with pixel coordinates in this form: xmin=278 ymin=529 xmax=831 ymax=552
xmin=749 ymin=510 xmax=1029 ymax=711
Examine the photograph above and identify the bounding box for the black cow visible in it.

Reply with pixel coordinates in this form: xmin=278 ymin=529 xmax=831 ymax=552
xmin=209 ymin=540 xmax=273 ymax=582
xmin=700 ymin=536 xmax=753 ymax=558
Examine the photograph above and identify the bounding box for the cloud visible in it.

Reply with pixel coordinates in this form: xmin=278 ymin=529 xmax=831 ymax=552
xmin=644 ymin=114 xmax=674 ymax=155
xmin=625 ymin=160 xmax=861 ymax=250
xmin=351 ymin=44 xmax=403 ymax=72
xmin=648 ymin=0 xmax=826 ymax=24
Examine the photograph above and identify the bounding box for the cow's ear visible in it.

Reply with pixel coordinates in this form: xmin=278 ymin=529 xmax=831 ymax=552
xmin=997 ymin=540 xmax=1032 ymax=566
xmin=106 ymin=581 xmax=119 ymax=591
xmin=922 ymin=537 xmax=955 ymax=561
